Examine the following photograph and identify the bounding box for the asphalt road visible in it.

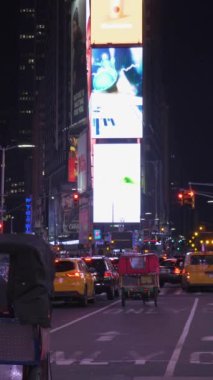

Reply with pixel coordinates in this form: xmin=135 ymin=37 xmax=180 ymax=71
xmin=2 ymin=285 xmax=213 ymax=379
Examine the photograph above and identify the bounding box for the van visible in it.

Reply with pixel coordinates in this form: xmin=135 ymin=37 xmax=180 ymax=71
xmin=182 ymin=251 xmax=213 ymax=290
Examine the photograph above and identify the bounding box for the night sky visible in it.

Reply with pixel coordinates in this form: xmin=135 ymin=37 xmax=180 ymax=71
xmin=162 ymin=1 xmax=213 ymax=183
xmin=0 ymin=1 xmax=213 ymax=226
xmin=0 ymin=2 xmax=18 ymax=109
xmin=162 ymin=1 xmax=213 ymax=227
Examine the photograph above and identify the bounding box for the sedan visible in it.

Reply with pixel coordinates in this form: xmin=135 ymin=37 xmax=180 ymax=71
xmin=159 ymin=257 xmax=184 ymax=287
xmin=82 ymin=256 xmax=120 ymax=300
xmin=53 ymin=257 xmax=95 ymax=306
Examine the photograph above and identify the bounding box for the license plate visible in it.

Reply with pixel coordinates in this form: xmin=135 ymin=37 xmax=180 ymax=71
xmin=208 ymin=274 xmax=213 ymax=278
xmin=160 ymin=268 xmax=170 ymax=273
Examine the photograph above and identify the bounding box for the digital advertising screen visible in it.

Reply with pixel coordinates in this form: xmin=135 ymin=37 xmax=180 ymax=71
xmin=68 ymin=137 xmax=78 ymax=183
xmin=91 ymin=0 xmax=143 ymax=45
xmin=90 ymin=47 xmax=143 ymax=139
xmin=71 ymin=0 xmax=87 ymax=124
xmin=93 ymin=143 xmax=141 ymax=223
xmin=77 ymin=130 xmax=87 ymax=193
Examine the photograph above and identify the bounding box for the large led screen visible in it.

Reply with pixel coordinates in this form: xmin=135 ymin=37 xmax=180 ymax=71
xmin=71 ymin=0 xmax=87 ymax=124
xmin=90 ymin=47 xmax=143 ymax=139
xmin=91 ymin=0 xmax=142 ymax=45
xmin=77 ymin=130 xmax=87 ymax=193
xmin=93 ymin=143 xmax=141 ymax=223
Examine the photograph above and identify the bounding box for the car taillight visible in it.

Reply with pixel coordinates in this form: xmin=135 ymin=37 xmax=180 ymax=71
xmin=104 ymin=271 xmax=112 ymax=278
xmin=174 ymin=267 xmax=181 ymax=275
xmin=65 ymin=272 xmax=81 ymax=278
xmin=84 ymin=257 xmax=92 ymax=263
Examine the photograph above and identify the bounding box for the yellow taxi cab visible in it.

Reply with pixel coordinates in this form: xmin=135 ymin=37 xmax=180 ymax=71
xmin=53 ymin=257 xmax=95 ymax=305
xmin=182 ymin=251 xmax=213 ymax=291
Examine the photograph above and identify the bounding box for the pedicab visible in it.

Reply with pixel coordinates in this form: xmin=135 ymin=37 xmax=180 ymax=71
xmin=118 ymin=252 xmax=160 ymax=307
xmin=0 ymin=234 xmax=55 ymax=379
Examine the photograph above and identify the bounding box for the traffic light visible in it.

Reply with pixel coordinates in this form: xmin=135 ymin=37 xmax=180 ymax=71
xmin=0 ymin=221 xmax=3 ymax=234
xmin=177 ymin=192 xmax=184 ymax=206
xmin=72 ymin=192 xmax=79 ymax=207
xmin=183 ymin=190 xmax=195 ymax=209
xmin=177 ymin=189 xmax=195 ymax=208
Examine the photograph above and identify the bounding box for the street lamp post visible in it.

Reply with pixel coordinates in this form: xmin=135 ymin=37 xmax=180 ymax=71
xmin=0 ymin=144 xmax=35 ymax=230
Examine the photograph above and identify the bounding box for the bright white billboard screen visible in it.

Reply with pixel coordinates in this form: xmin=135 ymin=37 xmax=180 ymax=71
xmin=91 ymin=0 xmax=143 ymax=45
xmin=93 ymin=144 xmax=141 ymax=223
xmin=90 ymin=47 xmax=143 ymax=139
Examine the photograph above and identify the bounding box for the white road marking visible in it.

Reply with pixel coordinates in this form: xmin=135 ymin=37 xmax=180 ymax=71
xmin=164 ymin=297 xmax=199 ymax=377
xmin=50 ymin=300 xmax=120 ymax=333
xmin=96 ymin=331 xmax=120 ymax=341
xmin=165 ymin=307 xmax=187 ymax=314
xmin=130 ymin=350 xmax=165 ymax=365
xmin=174 ymin=288 xmax=183 ymax=295
xmin=190 ymin=351 xmax=213 ymax=364
xmin=80 ymin=358 xmax=108 ymax=365
xmin=103 ymin=308 xmax=123 ymax=314
xmin=80 ymin=351 xmax=108 ymax=365
xmin=51 ymin=351 xmax=76 ymax=365
xmin=202 ymin=336 xmax=213 ymax=341
xmin=125 ymin=308 xmax=145 ymax=314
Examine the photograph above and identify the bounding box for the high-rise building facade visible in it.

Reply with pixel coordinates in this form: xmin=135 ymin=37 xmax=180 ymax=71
xmin=11 ymin=0 xmax=178 ymax=245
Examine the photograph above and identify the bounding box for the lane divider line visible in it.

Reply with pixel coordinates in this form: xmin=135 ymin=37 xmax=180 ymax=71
xmin=164 ymin=297 xmax=199 ymax=377
xmin=50 ymin=300 xmax=120 ymax=334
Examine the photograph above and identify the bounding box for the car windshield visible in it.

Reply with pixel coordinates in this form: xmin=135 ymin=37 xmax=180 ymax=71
xmin=85 ymin=259 xmax=106 ymax=274
xmin=55 ymin=261 xmax=75 ymax=272
xmin=161 ymin=260 xmax=176 ymax=268
xmin=190 ymin=255 xmax=213 ymax=265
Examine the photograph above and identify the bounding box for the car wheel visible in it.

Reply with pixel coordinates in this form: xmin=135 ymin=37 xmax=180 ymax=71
xmin=154 ymin=287 xmax=158 ymax=307
xmin=107 ymin=286 xmax=115 ymax=300
xmin=181 ymin=279 xmax=189 ymax=292
xmin=121 ymin=287 xmax=125 ymax=307
xmin=80 ymin=287 xmax=88 ymax=306
xmin=89 ymin=289 xmax=96 ymax=303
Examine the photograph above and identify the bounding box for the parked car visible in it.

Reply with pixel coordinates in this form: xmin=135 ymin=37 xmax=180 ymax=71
xmin=53 ymin=257 xmax=95 ymax=306
xmin=82 ymin=256 xmax=120 ymax=300
xmin=182 ymin=251 xmax=213 ymax=291
xmin=159 ymin=257 xmax=184 ymax=287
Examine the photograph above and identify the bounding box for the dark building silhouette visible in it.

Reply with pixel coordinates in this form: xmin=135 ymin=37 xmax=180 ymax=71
xmin=0 ymin=0 xmax=187 ymax=241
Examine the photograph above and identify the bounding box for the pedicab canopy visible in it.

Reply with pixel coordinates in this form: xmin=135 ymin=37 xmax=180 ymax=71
xmin=118 ymin=253 xmax=159 ymax=275
xmin=0 ymin=234 xmax=55 ymax=327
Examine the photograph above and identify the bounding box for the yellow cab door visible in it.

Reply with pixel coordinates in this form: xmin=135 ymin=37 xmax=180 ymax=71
xmin=186 ymin=253 xmax=213 ymax=285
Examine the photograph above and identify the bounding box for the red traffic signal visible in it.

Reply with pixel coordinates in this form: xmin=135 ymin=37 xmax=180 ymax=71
xmin=177 ymin=192 xmax=184 ymax=205
xmin=183 ymin=190 xmax=195 ymax=208
xmin=73 ymin=192 xmax=79 ymax=206
xmin=73 ymin=193 xmax=79 ymax=201
xmin=0 ymin=221 xmax=4 ymax=234
xmin=177 ymin=189 xmax=195 ymax=208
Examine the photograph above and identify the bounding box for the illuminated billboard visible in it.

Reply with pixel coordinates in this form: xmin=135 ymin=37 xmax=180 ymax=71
xmin=90 ymin=47 xmax=143 ymax=139
xmin=93 ymin=143 xmax=141 ymax=223
xmin=77 ymin=130 xmax=87 ymax=193
xmin=68 ymin=137 xmax=78 ymax=183
xmin=91 ymin=0 xmax=143 ymax=45
xmin=71 ymin=0 xmax=87 ymax=124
